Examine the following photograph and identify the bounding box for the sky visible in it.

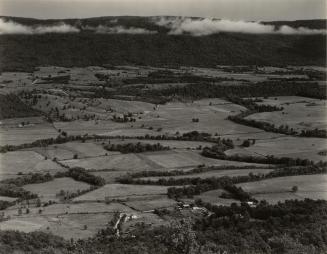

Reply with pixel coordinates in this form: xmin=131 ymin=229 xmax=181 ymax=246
xmin=0 ymin=0 xmax=326 ymax=21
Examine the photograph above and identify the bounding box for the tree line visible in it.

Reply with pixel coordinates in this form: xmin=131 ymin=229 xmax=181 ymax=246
xmin=104 ymin=142 xmax=170 ymax=153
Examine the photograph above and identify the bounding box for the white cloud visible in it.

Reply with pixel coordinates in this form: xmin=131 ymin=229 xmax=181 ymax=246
xmin=154 ymin=17 xmax=327 ymax=36
xmin=0 ymin=19 xmax=80 ymax=34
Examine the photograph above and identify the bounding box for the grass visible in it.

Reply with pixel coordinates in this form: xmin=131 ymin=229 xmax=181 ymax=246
xmin=124 ymin=197 xmax=177 ymax=211
xmin=237 ymin=174 xmax=327 ymax=204
xmin=62 ymin=153 xmax=154 ymax=171
xmin=226 ymin=136 xmax=327 ymax=162
xmin=194 ymin=189 xmax=240 ymax=206
xmin=0 ymin=151 xmax=63 ymax=177
xmin=23 ymin=177 xmax=91 ymax=202
xmin=73 ymin=184 xmax=170 ymax=202
xmin=246 ymin=96 xmax=327 ymax=131
xmin=0 ymin=118 xmax=58 ymax=146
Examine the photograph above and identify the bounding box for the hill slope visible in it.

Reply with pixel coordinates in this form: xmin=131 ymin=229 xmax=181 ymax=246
xmin=0 ymin=16 xmax=326 ymax=71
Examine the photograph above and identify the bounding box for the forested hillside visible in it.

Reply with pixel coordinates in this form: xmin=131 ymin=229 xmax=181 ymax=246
xmin=0 ymin=16 xmax=326 ymax=71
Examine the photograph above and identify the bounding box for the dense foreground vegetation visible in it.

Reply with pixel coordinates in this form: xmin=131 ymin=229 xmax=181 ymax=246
xmin=0 ymin=199 xmax=326 ymax=254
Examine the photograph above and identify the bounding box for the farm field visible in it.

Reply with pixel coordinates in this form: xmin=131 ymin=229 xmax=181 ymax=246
xmin=1 ymin=202 xmax=136 ymax=239
xmin=23 ymin=177 xmax=91 ymax=203
xmin=237 ymin=174 xmax=327 ymax=203
xmin=246 ymin=96 xmax=327 ymax=131
xmin=0 ymin=63 xmax=326 ymax=242
xmin=0 ymin=118 xmax=58 ymax=146
xmin=73 ymin=184 xmax=170 ymax=202
xmin=0 ymin=151 xmax=63 ymax=180
xmin=89 ymin=170 xmax=130 ymax=183
xmin=124 ymin=197 xmax=178 ymax=212
xmin=194 ymin=189 xmax=240 ymax=206
xmin=226 ymin=136 xmax=327 ymax=162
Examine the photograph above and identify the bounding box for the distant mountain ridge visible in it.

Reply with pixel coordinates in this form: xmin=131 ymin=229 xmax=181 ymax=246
xmin=1 ymin=16 xmax=326 ymax=30
xmin=0 ymin=16 xmax=326 ymax=71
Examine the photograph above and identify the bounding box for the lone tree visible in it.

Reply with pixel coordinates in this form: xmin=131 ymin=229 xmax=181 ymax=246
xmin=292 ymin=186 xmax=298 ymax=192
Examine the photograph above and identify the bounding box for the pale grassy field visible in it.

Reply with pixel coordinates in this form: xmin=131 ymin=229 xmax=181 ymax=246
xmin=124 ymin=197 xmax=177 ymax=211
xmin=142 ymin=150 xmax=264 ymax=169
xmin=0 ymin=196 xmax=17 ymax=202
xmin=0 ymin=202 xmax=135 ymax=239
xmin=4 ymin=202 xmax=133 ymax=218
xmin=0 ymin=151 xmax=63 ymax=180
xmin=73 ymin=184 xmax=170 ymax=202
xmin=137 ymin=100 xmax=265 ymax=137
xmin=30 ymin=141 xmax=118 ymax=161
xmin=237 ymin=174 xmax=327 ymax=203
xmin=0 ymin=119 xmax=58 ymax=146
xmin=226 ymin=136 xmax=327 ymax=162
xmin=97 ymin=98 xmax=154 ymax=113
xmin=194 ymin=189 xmax=240 ymax=206
xmin=23 ymin=177 xmax=91 ymax=203
xmin=246 ymin=96 xmax=327 ymax=131
xmin=62 ymin=153 xmax=154 ymax=171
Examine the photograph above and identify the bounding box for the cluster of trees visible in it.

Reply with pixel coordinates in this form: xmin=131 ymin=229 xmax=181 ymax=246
xmin=0 ymin=132 xmax=227 ymax=154
xmin=55 ymin=167 xmax=105 ymax=186
xmin=0 ymin=134 xmax=97 ymax=153
xmin=225 ymin=95 xmax=326 ymax=139
xmin=56 ymin=185 xmax=97 ymax=201
xmin=0 ymin=173 xmax=56 ymax=209
xmin=136 ymin=81 xmax=326 ymax=102
xmin=223 ymin=185 xmax=253 ymax=202
xmin=0 ymin=93 xmax=41 ymax=120
xmin=226 ymin=95 xmax=283 ymax=112
xmin=228 ymin=113 xmax=298 ymax=135
xmin=112 ymin=114 xmax=136 ymax=123
xmin=104 ymin=142 xmax=170 ymax=153
xmin=0 ymin=197 xmax=326 ymax=254
xmin=300 ymin=128 xmax=327 ymax=138
xmin=229 ymin=112 xmax=327 ymax=138
xmin=124 ymin=71 xmax=235 ymax=85
xmin=165 ymin=175 xmax=261 ymax=199
xmin=0 ymin=184 xmax=37 ymax=200
xmin=123 ymin=165 xmax=267 ymax=179
xmin=162 ymin=165 xmax=325 ymax=199
xmin=191 ymin=198 xmax=327 ymax=253
xmin=0 ymin=200 xmax=15 ymax=211
xmin=264 ymin=165 xmax=327 ymax=178
xmin=1 ymin=173 xmax=53 ymax=187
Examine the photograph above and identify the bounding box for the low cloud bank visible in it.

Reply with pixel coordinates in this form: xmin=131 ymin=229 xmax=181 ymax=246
xmin=0 ymin=19 xmax=80 ymax=34
xmin=1 ymin=17 xmax=326 ymax=36
xmin=86 ymin=25 xmax=157 ymax=34
xmin=154 ymin=17 xmax=327 ymax=36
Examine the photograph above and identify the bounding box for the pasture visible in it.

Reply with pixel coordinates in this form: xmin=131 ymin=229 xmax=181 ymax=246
xmin=0 ymin=117 xmax=58 ymax=146
xmin=225 ymin=136 xmax=327 ymax=162
xmin=23 ymin=177 xmax=91 ymax=203
xmin=246 ymin=96 xmax=327 ymax=131
xmin=73 ymin=184 xmax=170 ymax=202
xmin=194 ymin=189 xmax=240 ymax=206
xmin=0 ymin=151 xmax=63 ymax=180
xmin=237 ymin=174 xmax=327 ymax=204
xmin=124 ymin=197 xmax=177 ymax=211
